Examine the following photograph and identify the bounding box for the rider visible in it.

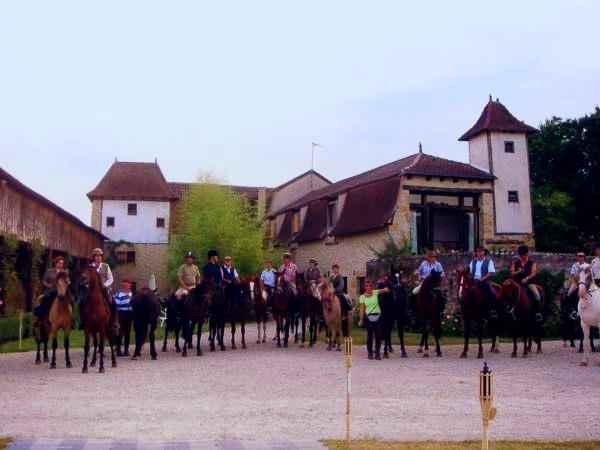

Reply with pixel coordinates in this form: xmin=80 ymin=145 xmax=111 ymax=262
xmin=35 ymin=256 xmax=70 ymax=321
xmin=592 ymin=243 xmax=600 ymax=286
xmin=510 ymin=245 xmax=543 ymax=322
xmin=278 ymin=252 xmax=298 ymax=298
xmin=468 ymin=246 xmax=498 ymax=318
xmin=412 ymin=249 xmax=446 ymax=319
xmin=175 ymin=251 xmax=201 ymax=299
xmin=304 ymin=258 xmax=322 ymax=285
xmin=202 ymin=250 xmax=223 ymax=289
xmin=260 ymin=260 xmax=277 ymax=312
xmin=330 ymin=264 xmax=352 ymax=334
xmin=564 ymin=252 xmax=587 ymax=320
xmin=222 ymin=256 xmax=242 ymax=303
xmin=113 ymin=277 xmax=134 ymax=357
xmin=80 ymin=248 xmax=115 ymax=328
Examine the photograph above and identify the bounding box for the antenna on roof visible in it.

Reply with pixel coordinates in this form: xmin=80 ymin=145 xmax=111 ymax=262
xmin=489 ymin=94 xmax=492 ymax=102
xmin=115 ymin=157 xmax=118 ymax=162
xmin=155 ymin=157 xmax=158 ymax=164
xmin=419 ymin=142 xmax=423 ymax=153
xmin=496 ymin=97 xmax=499 ymax=102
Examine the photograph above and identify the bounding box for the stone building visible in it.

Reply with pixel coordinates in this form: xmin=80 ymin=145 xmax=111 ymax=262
xmin=268 ymin=98 xmax=537 ymax=299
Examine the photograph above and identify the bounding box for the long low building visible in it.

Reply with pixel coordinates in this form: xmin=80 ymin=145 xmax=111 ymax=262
xmin=0 ymin=167 xmax=106 ymax=310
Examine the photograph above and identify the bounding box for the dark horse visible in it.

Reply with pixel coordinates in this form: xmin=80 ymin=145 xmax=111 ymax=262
xmin=416 ymin=270 xmax=444 ymax=357
xmin=209 ymin=285 xmax=228 ymax=352
xmin=296 ymin=277 xmax=321 ymax=348
xmin=251 ymin=277 xmax=268 ymax=344
xmin=181 ymin=282 xmax=213 ymax=357
xmin=228 ymin=281 xmax=251 ymax=350
xmin=162 ymin=294 xmax=185 ymax=353
xmin=131 ymin=288 xmax=161 ymax=360
xmin=500 ymin=279 xmax=544 ymax=357
xmin=80 ymin=265 xmax=116 ymax=373
xmin=379 ymin=273 xmax=408 ymax=358
xmin=455 ymin=267 xmax=501 ymax=358
xmin=273 ymin=277 xmax=293 ymax=348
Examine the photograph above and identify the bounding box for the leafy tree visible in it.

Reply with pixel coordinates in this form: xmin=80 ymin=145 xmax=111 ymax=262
xmin=167 ymin=175 xmax=274 ymax=285
xmin=529 ymin=107 xmax=600 ymax=252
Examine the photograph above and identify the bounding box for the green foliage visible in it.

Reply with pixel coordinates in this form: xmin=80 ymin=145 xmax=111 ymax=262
xmin=30 ymin=239 xmax=45 ymax=300
xmin=529 ymin=108 xmax=600 ymax=252
xmin=0 ymin=312 xmax=33 ymax=344
xmin=0 ymin=233 xmax=25 ymax=314
xmin=370 ymin=234 xmax=412 ymax=259
xmin=168 ymin=174 xmax=270 ymax=284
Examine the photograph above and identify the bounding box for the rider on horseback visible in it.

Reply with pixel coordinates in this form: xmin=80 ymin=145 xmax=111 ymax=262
xmin=175 ymin=251 xmax=201 ymax=300
xmin=412 ymin=250 xmax=446 ymax=320
xmin=260 ymin=260 xmax=277 ymax=313
xmin=564 ymin=252 xmax=587 ymax=320
xmin=330 ymin=264 xmax=352 ymax=331
xmin=468 ymin=246 xmax=498 ymax=318
xmin=79 ymin=248 xmax=114 ymax=328
xmin=591 ymin=243 xmax=600 ymax=286
xmin=203 ymin=250 xmax=223 ymax=289
xmin=222 ymin=256 xmax=243 ymax=304
xmin=304 ymin=258 xmax=322 ymax=284
xmin=510 ymin=245 xmax=543 ymax=322
xmin=34 ymin=255 xmax=70 ymax=321
xmin=278 ymin=252 xmax=298 ymax=298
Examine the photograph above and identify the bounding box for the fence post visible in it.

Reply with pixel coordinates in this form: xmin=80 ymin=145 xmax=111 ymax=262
xmin=344 ymin=336 xmax=352 ymax=450
xmin=18 ymin=309 xmax=24 ymax=351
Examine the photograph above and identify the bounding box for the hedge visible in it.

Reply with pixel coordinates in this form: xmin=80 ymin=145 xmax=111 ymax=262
xmin=0 ymin=313 xmax=33 ymax=344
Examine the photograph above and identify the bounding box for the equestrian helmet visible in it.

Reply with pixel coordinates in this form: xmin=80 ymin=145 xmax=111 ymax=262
xmin=207 ymin=250 xmax=219 ymax=259
xmin=185 ymin=251 xmax=195 ymax=260
xmin=92 ymin=248 xmax=104 ymax=256
xmin=283 ymin=252 xmax=292 ymax=259
xmin=309 ymin=258 xmax=318 ymax=265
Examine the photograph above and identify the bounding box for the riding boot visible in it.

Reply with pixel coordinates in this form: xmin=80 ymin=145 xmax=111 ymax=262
xmin=532 ymin=297 xmax=543 ymax=322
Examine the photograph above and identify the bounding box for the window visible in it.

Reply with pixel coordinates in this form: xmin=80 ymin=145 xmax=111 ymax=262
xmin=327 ymin=201 xmax=336 ymax=231
xmin=126 ymin=251 xmax=136 ymax=264
xmin=106 ymin=217 xmax=115 ymax=227
xmin=504 ymin=141 xmax=515 ymax=153
xmin=127 ymin=203 xmax=137 ymax=216
xmin=508 ymin=191 xmax=519 ymax=203
xmin=292 ymin=211 xmax=300 ymax=235
xmin=156 ymin=217 xmax=165 ymax=228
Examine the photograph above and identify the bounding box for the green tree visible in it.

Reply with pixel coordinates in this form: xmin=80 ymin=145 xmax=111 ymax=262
xmin=529 ymin=107 xmax=600 ymax=252
xmin=167 ymin=175 xmax=273 ymax=285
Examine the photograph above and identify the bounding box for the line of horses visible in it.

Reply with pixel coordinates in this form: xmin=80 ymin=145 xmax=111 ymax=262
xmin=32 ymin=264 xmax=600 ymax=373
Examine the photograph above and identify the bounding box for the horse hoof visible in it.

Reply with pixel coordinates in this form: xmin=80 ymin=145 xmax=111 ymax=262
xmin=401 ymin=352 xmax=408 ymax=358
xmin=82 ymin=367 xmax=88 ymax=374
xmin=300 ymin=344 xmax=305 ymax=348
xmin=563 ymin=342 xmax=567 ymax=348
xmin=231 ymin=345 xmax=237 ymax=350
xmin=90 ymin=362 xmax=96 ymax=368
xmin=423 ymin=353 xmax=429 ymax=358
xmin=50 ymin=363 xmax=56 ymax=369
xmin=176 ymin=348 xmax=181 ymax=353
xmin=493 ymin=348 xmax=500 ymax=354
xmin=460 ymin=352 xmax=467 ymax=359
xmin=256 ymin=340 xmax=261 ymax=344
xmin=151 ymin=355 xmax=157 ymax=360
xmin=242 ymin=344 xmax=247 ymax=350
xmin=417 ymin=349 xmax=423 ymax=354
xmin=182 ymin=353 xmax=187 ymax=358
xmin=327 ymin=346 xmax=332 ymax=351
xmin=99 ymin=367 xmax=105 ymax=373
xmin=277 ymin=343 xmax=281 ymax=348
xmin=511 ymin=353 xmax=517 ymax=358
xmin=210 ymin=347 xmax=215 ymax=352
xmin=44 ymin=357 xmax=49 ymax=363
xmin=388 ymin=347 xmax=394 ymax=353
xmin=383 ymin=353 xmax=389 ymax=359
xmin=522 ymin=354 xmax=528 ymax=358
xmin=196 ymin=351 xmax=202 ymax=357
xmin=162 ymin=347 xmax=167 ymax=353
xmin=66 ymin=362 xmax=72 ymax=369
xmin=112 ymin=362 xmax=117 ymax=368
xmin=220 ymin=346 xmax=226 ymax=352
xmin=131 ymin=356 xmax=137 ymax=361
xmin=436 ymin=352 xmax=442 ymax=357
xmin=537 ymin=349 xmax=543 ymax=354
xmin=262 ymin=339 xmax=266 ymax=343
xmin=283 ymin=342 xmax=288 ymax=348
xmin=336 ymin=347 xmax=342 ymax=352
xmin=35 ymin=359 xmax=41 ymax=365
xmin=477 ymin=353 xmax=484 ymax=359
xmin=580 ymin=361 xmax=588 ymax=366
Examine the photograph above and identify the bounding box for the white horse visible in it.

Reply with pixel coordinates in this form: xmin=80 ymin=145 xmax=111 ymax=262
xmin=577 ymin=263 xmax=600 ymax=366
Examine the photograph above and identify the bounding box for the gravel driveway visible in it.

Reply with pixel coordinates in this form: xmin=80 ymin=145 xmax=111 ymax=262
xmin=1 ymin=323 xmax=599 ymax=442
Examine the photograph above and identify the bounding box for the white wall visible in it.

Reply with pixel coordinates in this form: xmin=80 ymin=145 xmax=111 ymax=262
xmin=468 ymin=134 xmax=490 ymax=172
xmin=100 ymin=199 xmax=170 ymax=243
xmin=489 ymin=132 xmax=533 ymax=233
xmin=268 ymin=172 xmax=330 ymax=215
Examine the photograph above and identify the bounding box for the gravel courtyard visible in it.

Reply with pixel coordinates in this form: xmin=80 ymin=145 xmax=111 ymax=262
xmin=1 ymin=324 xmax=599 ymax=442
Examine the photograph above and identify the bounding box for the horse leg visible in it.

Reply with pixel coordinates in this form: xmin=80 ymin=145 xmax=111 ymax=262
xmin=43 ymin=329 xmax=49 ymax=362
xmin=50 ymin=334 xmax=58 ymax=369
xmin=294 ymin=315 xmax=299 ymax=344
xmin=208 ymin=319 xmax=216 ymax=352
xmin=162 ymin=322 xmax=169 ymax=352
xmin=276 ymin=318 xmax=282 ymax=348
xmin=231 ymin=320 xmax=237 ymax=350
xmin=263 ymin=318 xmax=267 ymax=343
xmin=300 ymin=316 xmax=306 ymax=348
xmin=241 ymin=319 xmax=246 ymax=349
xmin=434 ymin=319 xmax=442 ymax=357
xmin=284 ymin=317 xmax=290 ymax=348
xmin=397 ymin=316 xmax=407 ymax=358
xmin=476 ymin=320 xmax=484 ymax=359
xmin=580 ymin=321 xmax=590 ymax=366
xmin=109 ymin=328 xmax=117 ymax=368
xmin=336 ymin=327 xmax=342 ymax=352
xmin=511 ymin=328 xmax=518 ymax=358
xmin=422 ymin=324 xmax=430 ymax=358
xmin=219 ymin=320 xmax=226 ymax=351
xmin=256 ymin=320 xmax=261 ymax=344
xmin=90 ymin=334 xmax=98 ymax=367
xmin=461 ymin=317 xmax=470 ymax=358
xmin=98 ymin=332 xmax=105 ymax=373
xmin=181 ymin=320 xmax=189 ymax=357
xmin=82 ymin=331 xmax=90 ymax=373
xmin=132 ymin=321 xmax=143 ymax=360
xmin=522 ymin=331 xmax=529 ymax=358
xmin=196 ymin=321 xmax=203 ymax=356
xmin=123 ymin=315 xmax=132 ymax=357
xmin=149 ymin=323 xmax=157 ymax=360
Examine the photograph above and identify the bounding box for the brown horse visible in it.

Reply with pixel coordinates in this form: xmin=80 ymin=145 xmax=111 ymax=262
xmin=229 ymin=281 xmax=251 ymax=350
xmin=319 ymin=281 xmax=342 ymax=351
xmin=181 ymin=282 xmax=213 ymax=357
xmin=251 ymin=277 xmax=268 ymax=344
xmin=455 ymin=268 xmax=501 ymax=359
xmin=297 ymin=277 xmax=321 ymax=348
xmin=47 ymin=271 xmax=74 ymax=369
xmin=131 ymin=288 xmax=161 ymax=360
xmin=273 ymin=277 xmax=292 ymax=348
xmin=499 ymin=279 xmax=544 ymax=357
xmin=80 ymin=265 xmax=116 ymax=373
xmin=416 ymin=270 xmax=444 ymax=357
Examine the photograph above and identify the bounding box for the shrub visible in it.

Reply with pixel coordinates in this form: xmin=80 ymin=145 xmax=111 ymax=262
xmin=0 ymin=312 xmax=33 ymax=344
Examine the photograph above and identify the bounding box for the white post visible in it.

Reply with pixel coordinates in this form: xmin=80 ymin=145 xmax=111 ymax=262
xmin=18 ymin=309 xmax=23 ymax=351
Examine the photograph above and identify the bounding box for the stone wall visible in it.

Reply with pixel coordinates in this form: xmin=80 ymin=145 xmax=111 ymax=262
xmin=367 ymin=252 xmax=586 ymax=306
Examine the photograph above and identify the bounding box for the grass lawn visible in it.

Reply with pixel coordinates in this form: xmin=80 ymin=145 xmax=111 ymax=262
xmin=324 ymin=440 xmax=600 ymax=450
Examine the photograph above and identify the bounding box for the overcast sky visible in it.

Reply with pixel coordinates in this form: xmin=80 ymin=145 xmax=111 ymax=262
xmin=1 ymin=1 xmax=599 ymax=224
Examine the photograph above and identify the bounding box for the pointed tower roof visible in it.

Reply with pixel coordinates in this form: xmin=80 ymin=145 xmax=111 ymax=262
xmin=459 ymin=96 xmax=537 ymax=141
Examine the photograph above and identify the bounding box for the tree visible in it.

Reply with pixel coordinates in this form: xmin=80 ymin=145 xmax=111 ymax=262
xmin=529 ymin=107 xmax=600 ymax=252
xmin=167 ymin=175 xmax=273 ymax=284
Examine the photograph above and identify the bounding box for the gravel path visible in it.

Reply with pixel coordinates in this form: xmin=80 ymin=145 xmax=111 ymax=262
xmin=1 ymin=323 xmax=599 ymax=442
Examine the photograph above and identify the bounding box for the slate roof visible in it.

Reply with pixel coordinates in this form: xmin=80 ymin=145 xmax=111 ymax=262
xmin=87 ymin=161 xmax=177 ymax=200
xmin=459 ymin=97 xmax=537 ymax=141
xmin=275 ymin=211 xmax=293 ymax=244
xmin=295 ymin=199 xmax=328 ymax=243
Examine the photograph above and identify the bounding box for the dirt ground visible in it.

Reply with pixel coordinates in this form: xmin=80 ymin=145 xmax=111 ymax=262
xmin=0 ymin=323 xmax=599 ymax=442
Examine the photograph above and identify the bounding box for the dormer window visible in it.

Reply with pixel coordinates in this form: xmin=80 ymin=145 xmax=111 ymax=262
xmin=327 ymin=200 xmax=337 ymax=232
xmin=504 ymin=141 xmax=515 ymax=153
xmin=292 ymin=211 xmax=300 ymax=235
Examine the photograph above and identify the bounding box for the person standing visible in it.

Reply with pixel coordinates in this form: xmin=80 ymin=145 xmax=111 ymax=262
xmin=358 ymin=279 xmax=390 ymax=360
xmin=113 ymin=278 xmax=134 ymax=357
xmin=278 ymin=253 xmax=298 ymax=297
xmin=510 ymin=245 xmax=542 ymax=322
xmin=468 ymin=247 xmax=498 ymax=318
xmin=176 ymin=251 xmax=201 ymax=299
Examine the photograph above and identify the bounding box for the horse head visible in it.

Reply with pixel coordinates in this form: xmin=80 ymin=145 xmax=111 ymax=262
xmin=55 ymin=270 xmax=70 ymax=301
xmin=577 ymin=263 xmax=593 ymax=299
xmin=455 ymin=266 xmax=474 ymax=301
xmin=500 ymin=279 xmax=521 ymax=314
xmin=80 ymin=265 xmax=101 ymax=290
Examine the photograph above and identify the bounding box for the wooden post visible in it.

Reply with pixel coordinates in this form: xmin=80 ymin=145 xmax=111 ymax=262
xmin=344 ymin=336 xmax=352 ymax=450
xmin=18 ymin=309 xmax=23 ymax=351
xmin=479 ymin=362 xmax=497 ymax=450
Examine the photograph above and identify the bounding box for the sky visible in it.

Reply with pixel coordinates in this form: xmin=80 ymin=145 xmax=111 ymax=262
xmin=1 ymin=1 xmax=599 ymax=225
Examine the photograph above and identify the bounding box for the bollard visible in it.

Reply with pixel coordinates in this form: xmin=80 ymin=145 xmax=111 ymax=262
xmin=18 ymin=309 xmax=24 ymax=351
xmin=344 ymin=336 xmax=352 ymax=450
xmin=479 ymin=362 xmax=497 ymax=450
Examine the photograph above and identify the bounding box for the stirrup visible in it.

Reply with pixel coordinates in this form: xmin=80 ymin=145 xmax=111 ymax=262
xmin=569 ymin=311 xmax=578 ymax=321
xmin=489 ymin=309 xmax=498 ymax=319
xmin=535 ymin=313 xmax=543 ymax=322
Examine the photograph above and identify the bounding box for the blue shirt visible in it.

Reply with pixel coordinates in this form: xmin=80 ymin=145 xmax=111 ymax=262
xmin=261 ymin=269 xmax=277 ymax=287
xmin=417 ymin=261 xmax=445 ymax=279
xmin=113 ymin=290 xmax=133 ymax=312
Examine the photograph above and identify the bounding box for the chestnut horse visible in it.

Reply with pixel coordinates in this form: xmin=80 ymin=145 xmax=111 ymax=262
xmin=319 ymin=281 xmax=342 ymax=351
xmin=80 ymin=265 xmax=116 ymax=373
xmin=296 ymin=277 xmax=321 ymax=348
xmin=273 ymin=277 xmax=292 ymax=348
xmin=455 ymin=268 xmax=501 ymax=358
xmin=131 ymin=288 xmax=161 ymax=360
xmin=416 ymin=270 xmax=444 ymax=357
xmin=48 ymin=271 xmax=74 ymax=369
xmin=181 ymin=282 xmax=213 ymax=357
xmin=251 ymin=278 xmax=268 ymax=344
xmin=499 ymin=279 xmax=543 ymax=357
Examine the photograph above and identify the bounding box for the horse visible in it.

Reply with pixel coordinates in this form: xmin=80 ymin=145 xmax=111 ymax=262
xmin=34 ymin=315 xmax=50 ymax=365
xmin=251 ymin=278 xmax=268 ymax=344
xmin=379 ymin=273 xmax=408 ymax=358
xmin=131 ymin=288 xmax=161 ymax=360
xmin=297 ymin=277 xmax=321 ymax=348
xmin=561 ymin=286 xmax=596 ymax=353
xmin=229 ymin=280 xmax=251 ymax=350
xmin=80 ymin=265 xmax=116 ymax=373
xmin=209 ymin=284 xmax=228 ymax=352
xmin=273 ymin=277 xmax=292 ymax=348
xmin=319 ymin=281 xmax=342 ymax=351
xmin=576 ymin=264 xmax=600 ymax=366
xmin=289 ymin=274 xmax=303 ymax=344
xmin=161 ymin=294 xmax=185 ymax=353
xmin=499 ymin=279 xmax=544 ymax=357
xmin=415 ymin=270 xmax=444 ymax=357
xmin=455 ymin=267 xmax=502 ymax=358
xmin=46 ymin=271 xmax=74 ymax=369
xmin=181 ymin=282 xmax=213 ymax=357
